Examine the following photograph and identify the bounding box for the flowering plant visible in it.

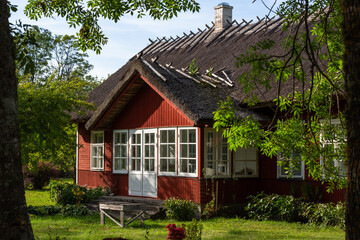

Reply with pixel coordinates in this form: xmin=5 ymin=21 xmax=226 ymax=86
xmin=165 ymin=224 xmax=186 ymax=240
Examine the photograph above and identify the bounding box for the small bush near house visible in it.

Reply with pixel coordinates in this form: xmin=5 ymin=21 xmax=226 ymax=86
xmin=49 ymin=180 xmax=110 ymax=205
xmin=28 ymin=205 xmax=62 ymax=216
xmin=163 ymin=198 xmax=199 ymax=221
xmin=23 ymin=161 xmax=59 ymax=189
xmin=246 ymin=192 xmax=306 ymax=222
xmin=301 ymin=202 xmax=345 ymax=229
xmin=246 ymin=192 xmax=345 ymax=228
xmin=60 ymin=204 xmax=91 ymax=216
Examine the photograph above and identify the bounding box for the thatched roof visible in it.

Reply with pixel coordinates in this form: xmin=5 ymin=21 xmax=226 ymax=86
xmin=73 ymin=17 xmax=302 ymax=130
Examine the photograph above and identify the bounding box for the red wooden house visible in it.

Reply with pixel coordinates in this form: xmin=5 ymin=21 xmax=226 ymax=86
xmin=72 ymin=3 xmax=345 ymax=204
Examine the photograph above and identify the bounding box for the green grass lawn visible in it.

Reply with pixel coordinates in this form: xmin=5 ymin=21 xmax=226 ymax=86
xmin=26 ymin=189 xmax=345 ymax=240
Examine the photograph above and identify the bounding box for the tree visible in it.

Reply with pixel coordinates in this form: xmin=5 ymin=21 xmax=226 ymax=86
xmin=1 ymin=1 xmax=200 ymax=239
xmin=212 ymin=0 xmax=359 ymax=238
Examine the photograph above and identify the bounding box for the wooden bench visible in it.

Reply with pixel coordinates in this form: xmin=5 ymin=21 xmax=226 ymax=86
xmin=99 ymin=203 xmax=146 ymax=228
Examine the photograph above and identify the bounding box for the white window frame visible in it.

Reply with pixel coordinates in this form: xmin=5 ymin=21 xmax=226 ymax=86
xmin=233 ymin=147 xmax=259 ymax=178
xmin=277 ymin=151 xmax=305 ymax=180
xmin=113 ymin=130 xmax=128 ymax=174
xmin=320 ymin=119 xmax=346 ymax=177
xmin=90 ymin=131 xmax=104 ymax=171
xmin=178 ymin=127 xmax=198 ymax=177
xmin=158 ymin=128 xmax=177 ymax=176
xmin=204 ymin=128 xmax=231 ymax=178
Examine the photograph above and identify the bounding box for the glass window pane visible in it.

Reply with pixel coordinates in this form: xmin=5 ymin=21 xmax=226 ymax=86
xmin=115 ymin=146 xmax=120 ymax=158
xmin=160 ymin=159 xmax=167 ymax=172
xmin=150 ymin=133 xmax=155 ymax=143
xmin=189 ymin=129 xmax=196 ymax=143
xmin=189 ymin=144 xmax=196 ymax=158
xmin=132 ymin=134 xmax=136 ymax=144
xmin=160 ymin=145 xmax=167 ymax=157
xmin=145 ymin=145 xmax=149 ymax=157
xmin=136 ymin=159 xmax=141 ymax=171
xmin=168 ymin=130 xmax=175 ymax=143
xmin=92 ymin=146 xmax=98 ymax=157
xmin=169 ymin=144 xmax=175 ymax=157
xmin=131 ymin=159 xmax=136 ymax=170
xmin=98 ymin=147 xmax=103 ymax=157
xmin=189 ymin=160 xmax=196 ymax=173
xmin=181 ymin=144 xmax=188 ymax=158
xmin=121 ymin=133 xmax=127 ymax=144
xmin=120 ymin=145 xmax=126 ymax=157
xmin=120 ymin=158 xmax=126 ymax=170
xmin=169 ymin=159 xmax=175 ymax=172
xmin=136 ymin=146 xmax=141 ymax=157
xmin=136 ymin=134 xmax=141 ymax=144
xmin=114 ymin=158 xmax=120 ymax=170
xmin=180 ymin=129 xmax=187 ymax=143
xmin=180 ymin=159 xmax=187 ymax=172
xmin=115 ymin=133 xmax=120 ymax=144
xmin=160 ymin=130 xmax=167 ymax=143
xmin=145 ymin=133 xmax=149 ymax=144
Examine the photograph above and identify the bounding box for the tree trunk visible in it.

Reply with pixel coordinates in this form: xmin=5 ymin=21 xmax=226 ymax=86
xmin=0 ymin=1 xmax=34 ymax=239
xmin=342 ymin=1 xmax=360 ymax=239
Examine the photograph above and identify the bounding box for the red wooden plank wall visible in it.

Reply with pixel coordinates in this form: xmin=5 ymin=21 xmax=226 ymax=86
xmin=157 ymin=177 xmax=201 ymax=202
xmin=113 ymin=84 xmax=193 ymax=129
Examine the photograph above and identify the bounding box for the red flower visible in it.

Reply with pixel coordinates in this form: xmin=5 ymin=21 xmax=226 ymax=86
xmin=165 ymin=224 xmax=186 ymax=240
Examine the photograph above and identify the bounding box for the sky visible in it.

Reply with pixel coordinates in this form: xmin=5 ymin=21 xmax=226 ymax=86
xmin=10 ymin=0 xmax=281 ymax=79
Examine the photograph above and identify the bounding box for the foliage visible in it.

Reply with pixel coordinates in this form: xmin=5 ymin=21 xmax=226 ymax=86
xmin=202 ymin=192 xmax=216 ymax=219
xmin=213 ymin=0 xmax=347 ymax=191
xmin=165 ymin=224 xmax=186 ymax=240
xmin=183 ymin=219 xmax=203 ymax=240
xmin=301 ymin=202 xmax=345 ymax=229
xmin=24 ymin=0 xmax=200 ymax=54
xmin=163 ymin=198 xmax=199 ymax=221
xmin=23 ymin=161 xmax=59 ymax=189
xmin=49 ymin=180 xmax=110 ymax=206
xmin=246 ymin=192 xmax=306 ymax=222
xmin=29 ymin=215 xmax=345 ymax=239
xmin=246 ymin=192 xmax=345 ymax=228
xmin=28 ymin=205 xmax=62 ymax=216
xmin=60 ymin=204 xmax=91 ymax=217
xmin=188 ymin=59 xmax=199 ymax=76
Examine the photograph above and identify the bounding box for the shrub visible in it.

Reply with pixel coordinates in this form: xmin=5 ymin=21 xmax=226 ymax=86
xmin=301 ymin=202 xmax=345 ymax=228
xmin=246 ymin=192 xmax=306 ymax=222
xmin=183 ymin=219 xmax=202 ymax=240
xmin=163 ymin=198 xmax=199 ymax=221
xmin=27 ymin=205 xmax=62 ymax=216
xmin=60 ymin=204 xmax=91 ymax=216
xmin=165 ymin=224 xmax=186 ymax=240
xmin=49 ymin=180 xmax=110 ymax=205
xmin=23 ymin=161 xmax=59 ymax=189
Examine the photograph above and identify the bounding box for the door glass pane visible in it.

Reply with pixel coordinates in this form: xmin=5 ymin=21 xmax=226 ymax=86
xmin=145 ymin=159 xmax=149 ymax=171
xmin=145 ymin=145 xmax=149 ymax=157
xmin=131 ymin=159 xmax=136 ymax=170
xmin=136 ymin=134 xmax=141 ymax=144
xmin=136 ymin=146 xmax=141 ymax=157
xmin=150 ymin=145 xmax=155 ymax=157
xmin=150 ymin=159 xmax=155 ymax=171
xmin=150 ymin=133 xmax=155 ymax=143
xmin=145 ymin=133 xmax=149 ymax=144
xmin=160 ymin=130 xmax=167 ymax=143
xmin=136 ymin=159 xmax=141 ymax=171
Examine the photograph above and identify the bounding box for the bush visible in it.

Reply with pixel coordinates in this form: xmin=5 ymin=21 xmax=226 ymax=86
xmin=60 ymin=204 xmax=91 ymax=216
xmin=163 ymin=198 xmax=199 ymax=221
xmin=246 ymin=192 xmax=306 ymax=222
xmin=49 ymin=180 xmax=110 ymax=205
xmin=184 ymin=219 xmax=203 ymax=240
xmin=28 ymin=205 xmax=62 ymax=216
xmin=301 ymin=202 xmax=345 ymax=228
xmin=23 ymin=161 xmax=59 ymax=189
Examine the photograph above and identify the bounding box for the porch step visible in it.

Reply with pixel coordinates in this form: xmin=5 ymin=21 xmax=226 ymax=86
xmin=86 ymin=196 xmax=165 ymax=219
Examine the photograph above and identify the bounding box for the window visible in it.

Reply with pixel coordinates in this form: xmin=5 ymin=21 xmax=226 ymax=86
xmin=178 ymin=128 xmax=197 ymax=176
xmin=320 ymin=119 xmax=346 ymax=177
xmin=113 ymin=130 xmax=128 ymax=173
xmin=277 ymin=150 xmax=304 ymax=179
xmin=204 ymin=129 xmax=230 ymax=177
xmin=234 ymin=147 xmax=258 ymax=178
xmin=91 ymin=131 xmax=104 ymax=170
xmin=159 ymin=129 xmax=176 ymax=175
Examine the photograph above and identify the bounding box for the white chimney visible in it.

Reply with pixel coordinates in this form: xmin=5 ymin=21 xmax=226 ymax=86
xmin=214 ymin=2 xmax=233 ymax=32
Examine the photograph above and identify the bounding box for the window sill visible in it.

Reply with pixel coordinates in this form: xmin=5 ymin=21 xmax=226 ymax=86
xmin=90 ymin=168 xmax=104 ymax=172
xmin=277 ymin=176 xmax=305 ymax=181
xmin=113 ymin=170 xmax=128 ymax=174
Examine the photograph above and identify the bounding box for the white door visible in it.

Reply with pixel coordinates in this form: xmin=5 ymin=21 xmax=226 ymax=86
xmin=129 ymin=129 xmax=157 ymax=197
